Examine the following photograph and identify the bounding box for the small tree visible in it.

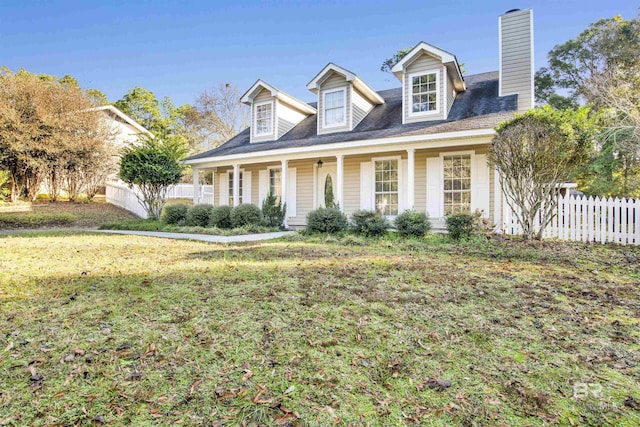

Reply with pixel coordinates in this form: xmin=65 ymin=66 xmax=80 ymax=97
xmin=261 ymin=192 xmax=286 ymax=227
xmin=488 ymin=106 xmax=599 ymax=240
xmin=119 ymin=134 xmax=186 ymax=219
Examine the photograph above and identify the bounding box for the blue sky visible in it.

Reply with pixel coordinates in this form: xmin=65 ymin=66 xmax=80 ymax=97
xmin=1 ymin=1 xmax=637 ymax=106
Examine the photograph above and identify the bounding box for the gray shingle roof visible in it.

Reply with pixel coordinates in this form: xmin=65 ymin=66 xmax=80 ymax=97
xmin=185 ymin=71 xmax=516 ymax=161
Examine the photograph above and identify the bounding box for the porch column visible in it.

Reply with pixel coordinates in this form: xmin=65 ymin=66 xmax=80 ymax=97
xmin=407 ymin=149 xmax=415 ymax=210
xmin=233 ymin=163 xmax=240 ymax=206
xmin=281 ymin=160 xmax=288 ymax=227
xmin=211 ymin=168 xmax=216 ymax=206
xmin=336 ymin=154 xmax=344 ymax=210
xmin=192 ymin=167 xmax=200 ymax=205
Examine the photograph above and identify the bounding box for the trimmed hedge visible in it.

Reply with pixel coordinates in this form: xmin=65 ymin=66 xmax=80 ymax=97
xmin=230 ymin=204 xmax=263 ymax=228
xmin=306 ymin=207 xmax=348 ymax=233
xmin=162 ymin=203 xmax=189 ymax=225
xmin=395 ymin=210 xmax=431 ymax=237
xmin=186 ymin=204 xmax=213 ymax=227
xmin=350 ymin=210 xmax=388 ymax=237
xmin=210 ymin=205 xmax=232 ymax=229
xmin=445 ymin=213 xmax=475 ymax=240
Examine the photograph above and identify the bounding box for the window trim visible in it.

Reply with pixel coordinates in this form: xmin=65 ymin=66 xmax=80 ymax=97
xmin=322 ymin=87 xmax=347 ymax=129
xmin=440 ymin=151 xmax=473 ymax=215
xmin=372 ymin=155 xmax=402 ymax=218
xmin=407 ymin=69 xmax=440 ymax=117
xmin=254 ymin=100 xmax=274 ymax=137
xmin=267 ymin=165 xmax=282 ymax=199
xmin=228 ymin=168 xmax=245 ymax=206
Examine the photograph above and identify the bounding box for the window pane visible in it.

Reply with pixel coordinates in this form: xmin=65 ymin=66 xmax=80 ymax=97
xmin=410 ymin=72 xmax=438 ymax=113
xmin=443 ymin=155 xmax=471 ymax=214
xmin=374 ymin=159 xmax=399 ymax=217
xmin=255 ymin=103 xmax=272 ymax=135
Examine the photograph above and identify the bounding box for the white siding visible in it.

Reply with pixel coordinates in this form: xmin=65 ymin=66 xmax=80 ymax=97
xmin=403 ymin=53 xmax=446 ymax=124
xmin=351 ymin=87 xmax=374 ymax=129
xmin=251 ymin=89 xmax=276 ymax=143
xmin=277 ymin=100 xmax=308 ymax=139
xmin=318 ymin=72 xmax=351 ymax=135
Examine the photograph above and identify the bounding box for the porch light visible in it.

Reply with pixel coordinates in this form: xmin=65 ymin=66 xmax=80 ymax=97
xmin=317 ymin=159 xmax=323 ymax=168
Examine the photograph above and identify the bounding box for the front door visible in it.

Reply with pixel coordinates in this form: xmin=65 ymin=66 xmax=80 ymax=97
xmin=316 ymin=163 xmax=337 ymax=208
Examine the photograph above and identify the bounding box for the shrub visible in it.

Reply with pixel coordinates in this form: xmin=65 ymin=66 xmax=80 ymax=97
xmin=261 ymin=192 xmax=286 ymax=228
xmin=395 ymin=210 xmax=431 ymax=237
xmin=445 ymin=213 xmax=475 ymax=240
xmin=306 ymin=207 xmax=348 ymax=233
xmin=350 ymin=210 xmax=389 ymax=237
xmin=231 ymin=204 xmax=263 ymax=227
xmin=162 ymin=203 xmax=189 ymax=225
xmin=210 ymin=205 xmax=232 ymax=229
xmin=186 ymin=204 xmax=213 ymax=227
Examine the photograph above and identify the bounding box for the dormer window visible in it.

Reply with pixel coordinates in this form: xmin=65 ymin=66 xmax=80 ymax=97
xmin=254 ymin=101 xmax=273 ymax=136
xmin=410 ymin=71 xmax=439 ymax=115
xmin=323 ymin=88 xmax=346 ymax=128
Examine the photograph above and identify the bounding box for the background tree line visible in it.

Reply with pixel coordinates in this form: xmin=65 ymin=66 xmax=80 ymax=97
xmin=0 ymin=66 xmax=249 ymax=202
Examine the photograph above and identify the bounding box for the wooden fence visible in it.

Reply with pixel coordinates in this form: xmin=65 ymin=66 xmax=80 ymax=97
xmin=503 ymin=193 xmax=640 ymax=245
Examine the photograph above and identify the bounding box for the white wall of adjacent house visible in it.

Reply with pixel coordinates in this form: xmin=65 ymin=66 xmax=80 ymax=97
xmin=499 ymin=8 xmax=534 ymax=113
xmin=104 ymin=116 xmax=141 ymax=148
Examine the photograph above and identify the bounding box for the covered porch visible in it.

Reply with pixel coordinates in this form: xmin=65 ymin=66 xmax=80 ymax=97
xmin=188 ymin=133 xmax=499 ymax=229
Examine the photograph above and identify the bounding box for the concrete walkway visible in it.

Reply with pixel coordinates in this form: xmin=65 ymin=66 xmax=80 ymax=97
xmin=93 ymin=229 xmax=295 ymax=243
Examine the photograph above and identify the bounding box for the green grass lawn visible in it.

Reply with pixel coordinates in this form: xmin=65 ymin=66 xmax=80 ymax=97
xmin=0 ymin=232 xmax=639 ymax=426
xmin=98 ymin=219 xmax=282 ymax=236
xmin=0 ymin=199 xmax=136 ymax=229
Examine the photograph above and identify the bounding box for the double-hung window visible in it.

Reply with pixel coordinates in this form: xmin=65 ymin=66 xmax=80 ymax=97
xmin=269 ymin=168 xmax=282 ymax=203
xmin=374 ymin=159 xmax=399 ymax=216
xmin=323 ymin=89 xmax=345 ymax=127
xmin=228 ymin=171 xmax=243 ymax=205
xmin=255 ymin=102 xmax=273 ymax=136
xmin=411 ymin=72 xmax=438 ymax=114
xmin=443 ymin=155 xmax=471 ymax=214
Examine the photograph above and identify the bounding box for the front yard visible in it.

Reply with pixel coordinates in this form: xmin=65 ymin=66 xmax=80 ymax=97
xmin=0 ymin=198 xmax=136 ymax=229
xmin=0 ymin=232 xmax=639 ymax=426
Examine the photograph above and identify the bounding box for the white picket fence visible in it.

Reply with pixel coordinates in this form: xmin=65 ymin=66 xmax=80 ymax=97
xmin=105 ymin=182 xmax=213 ymax=219
xmin=503 ymin=193 xmax=640 ymax=245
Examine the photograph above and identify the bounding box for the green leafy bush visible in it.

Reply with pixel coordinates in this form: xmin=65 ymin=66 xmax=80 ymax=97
xmin=119 ymin=134 xmax=187 ymax=219
xmin=395 ymin=210 xmax=431 ymax=237
xmin=210 ymin=205 xmax=232 ymax=229
xmin=186 ymin=204 xmax=213 ymax=227
xmin=162 ymin=203 xmax=189 ymax=225
xmin=350 ymin=210 xmax=388 ymax=237
xmin=306 ymin=207 xmax=348 ymax=233
xmin=445 ymin=213 xmax=475 ymax=240
xmin=261 ymin=192 xmax=286 ymax=228
xmin=98 ymin=219 xmax=166 ymax=231
xmin=231 ymin=204 xmax=263 ymax=227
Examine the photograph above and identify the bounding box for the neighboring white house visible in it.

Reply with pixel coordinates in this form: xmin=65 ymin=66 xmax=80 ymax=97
xmin=92 ymin=104 xmax=152 ymax=148
xmin=183 ymin=9 xmax=535 ymax=229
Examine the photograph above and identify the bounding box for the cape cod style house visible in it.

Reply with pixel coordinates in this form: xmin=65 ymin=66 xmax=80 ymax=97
xmin=183 ymin=9 xmax=534 ymax=229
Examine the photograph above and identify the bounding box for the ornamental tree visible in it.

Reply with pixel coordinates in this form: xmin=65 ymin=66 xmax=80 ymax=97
xmin=119 ymin=133 xmax=187 ymax=219
xmin=488 ymin=106 xmax=600 ymax=240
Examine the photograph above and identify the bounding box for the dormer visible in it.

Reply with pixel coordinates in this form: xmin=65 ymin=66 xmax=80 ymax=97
xmin=391 ymin=42 xmax=465 ymax=124
xmin=307 ymin=63 xmax=384 ymax=135
xmin=241 ymin=80 xmax=316 ymax=143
